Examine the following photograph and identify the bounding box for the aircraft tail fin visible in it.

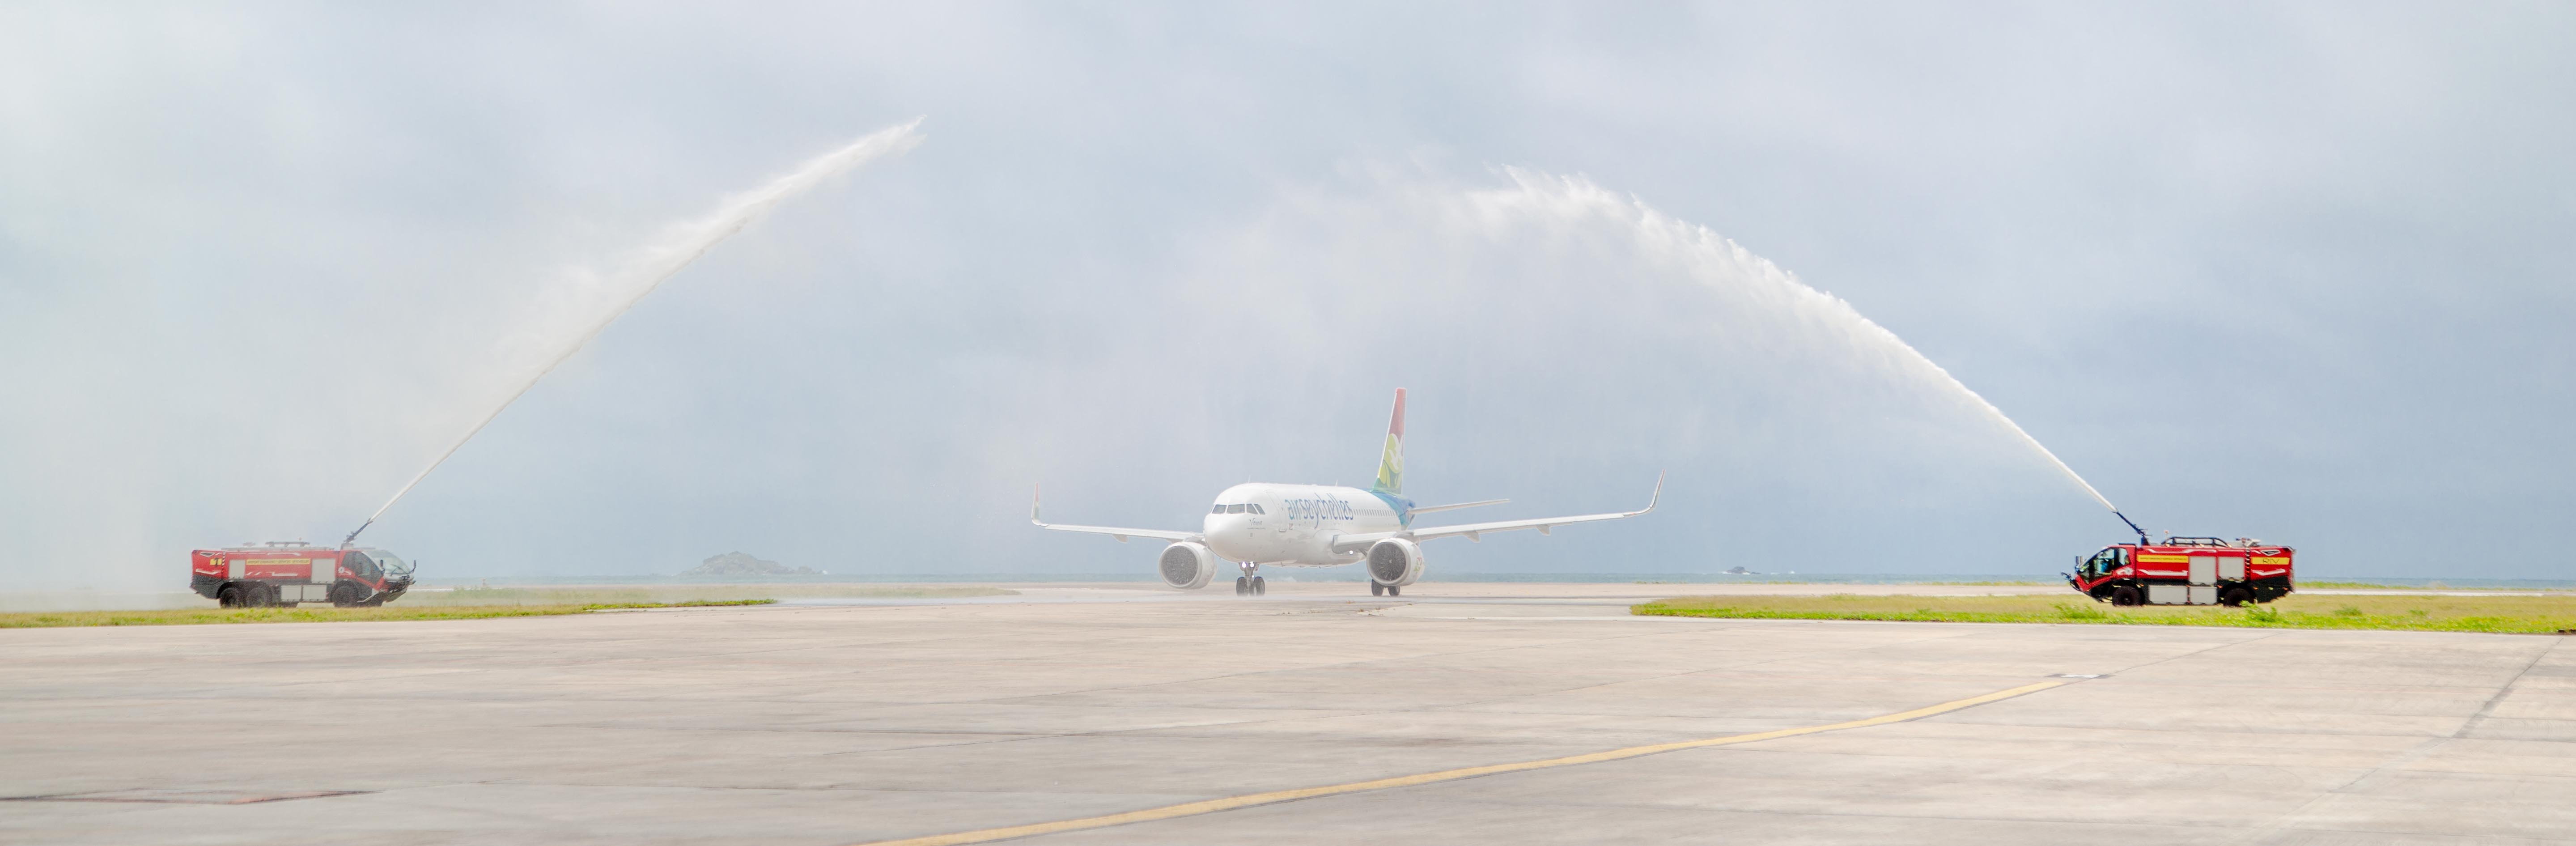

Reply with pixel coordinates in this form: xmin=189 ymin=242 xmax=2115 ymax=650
xmin=1372 ymin=388 xmax=1405 ymax=494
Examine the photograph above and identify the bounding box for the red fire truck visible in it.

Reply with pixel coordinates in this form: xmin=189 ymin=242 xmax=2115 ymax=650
xmin=190 ymin=543 xmax=416 ymax=608
xmin=2067 ymin=536 xmax=2294 ymax=606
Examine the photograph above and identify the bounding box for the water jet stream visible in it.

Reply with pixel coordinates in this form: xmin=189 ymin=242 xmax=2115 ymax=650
xmin=344 ymin=119 xmax=926 ymax=546
xmin=1858 ymin=321 xmax=2118 ymax=513
xmin=1485 ymin=170 xmax=2118 ymax=516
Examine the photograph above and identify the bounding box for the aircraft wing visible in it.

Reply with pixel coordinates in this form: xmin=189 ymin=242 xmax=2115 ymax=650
xmin=1405 ymin=498 xmax=1509 ymax=515
xmin=1030 ymin=487 xmax=1201 ymax=543
xmin=1331 ymin=474 xmax=1661 ymax=553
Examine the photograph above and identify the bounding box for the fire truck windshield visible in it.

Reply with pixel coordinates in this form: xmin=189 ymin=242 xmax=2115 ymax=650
xmin=365 ymin=550 xmax=412 ymax=576
xmin=2084 ymin=547 xmax=2127 ymax=574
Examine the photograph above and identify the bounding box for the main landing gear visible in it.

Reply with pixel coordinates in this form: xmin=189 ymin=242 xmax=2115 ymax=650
xmin=1234 ymin=562 xmax=1266 ymax=596
xmin=1369 ymin=581 xmax=1400 ymax=597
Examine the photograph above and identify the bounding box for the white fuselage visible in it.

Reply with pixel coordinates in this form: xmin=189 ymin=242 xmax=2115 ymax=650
xmin=1202 ymin=483 xmax=1405 ymax=565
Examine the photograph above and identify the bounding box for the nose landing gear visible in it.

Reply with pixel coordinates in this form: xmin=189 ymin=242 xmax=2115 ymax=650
xmin=1234 ymin=562 xmax=1266 ymax=596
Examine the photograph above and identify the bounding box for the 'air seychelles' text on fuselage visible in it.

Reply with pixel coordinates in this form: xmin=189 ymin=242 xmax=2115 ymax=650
xmin=1227 ymin=496 xmax=1361 ymax=523
xmin=1202 ymin=484 xmax=1402 ymax=563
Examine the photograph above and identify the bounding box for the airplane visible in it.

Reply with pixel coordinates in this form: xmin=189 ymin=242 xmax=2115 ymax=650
xmin=1031 ymin=388 xmax=1661 ymax=596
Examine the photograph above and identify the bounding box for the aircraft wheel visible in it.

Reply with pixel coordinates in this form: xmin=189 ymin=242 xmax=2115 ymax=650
xmin=1386 ymin=584 xmax=1401 ymax=597
xmin=1234 ymin=576 xmax=1248 ymax=596
xmin=1252 ymin=576 xmax=1266 ymax=595
xmin=1370 ymin=582 xmax=1383 ymax=596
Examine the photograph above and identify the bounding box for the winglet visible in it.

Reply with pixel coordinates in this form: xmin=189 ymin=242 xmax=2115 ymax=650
xmin=1031 ymin=484 xmax=1044 ymax=527
xmin=1631 ymin=472 xmax=1664 ymax=517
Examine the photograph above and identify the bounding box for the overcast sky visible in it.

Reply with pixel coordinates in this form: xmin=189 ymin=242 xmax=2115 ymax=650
xmin=4 ymin=2 xmax=2570 ymax=588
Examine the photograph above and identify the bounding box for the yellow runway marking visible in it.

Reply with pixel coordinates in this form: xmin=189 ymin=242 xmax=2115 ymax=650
xmin=849 ymin=679 xmax=2068 ymax=846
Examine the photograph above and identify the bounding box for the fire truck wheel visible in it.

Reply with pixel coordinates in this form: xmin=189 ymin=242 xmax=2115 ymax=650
xmin=217 ymin=585 xmax=242 ymax=608
xmin=2109 ymin=587 xmax=2142 ymax=607
xmin=329 ymin=584 xmax=364 ymax=607
xmin=2220 ymin=587 xmax=2253 ymax=607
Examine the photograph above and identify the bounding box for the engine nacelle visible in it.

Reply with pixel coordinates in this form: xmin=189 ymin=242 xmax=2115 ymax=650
xmin=1158 ymin=542 xmax=1218 ymax=590
xmin=1366 ymin=538 xmax=1425 ymax=587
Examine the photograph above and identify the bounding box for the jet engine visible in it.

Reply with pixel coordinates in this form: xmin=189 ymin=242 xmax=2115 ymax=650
xmin=1367 ymin=538 xmax=1425 ymax=587
xmin=1158 ymin=541 xmax=1218 ymax=590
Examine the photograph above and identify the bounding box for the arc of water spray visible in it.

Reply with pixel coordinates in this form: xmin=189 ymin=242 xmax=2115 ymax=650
xmin=1854 ymin=319 xmax=2118 ymax=513
xmin=1787 ymin=258 xmax=2139 ymax=532
xmin=1760 ymin=247 xmax=2125 ymax=519
xmin=1906 ymin=350 xmax=2141 ymax=540
xmin=344 ymin=119 xmax=927 ymax=547
xmin=1498 ymin=170 xmax=2123 ymax=524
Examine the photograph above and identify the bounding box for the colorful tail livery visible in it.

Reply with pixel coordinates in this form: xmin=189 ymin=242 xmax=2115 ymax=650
xmin=1032 ymin=387 xmax=1660 ymax=597
xmin=1374 ymin=388 xmax=1405 ymax=495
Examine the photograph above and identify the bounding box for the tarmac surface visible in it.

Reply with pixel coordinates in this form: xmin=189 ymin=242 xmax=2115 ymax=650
xmin=10 ymin=579 xmax=2555 ymax=612
xmin=4 ymin=583 xmax=2572 ymax=844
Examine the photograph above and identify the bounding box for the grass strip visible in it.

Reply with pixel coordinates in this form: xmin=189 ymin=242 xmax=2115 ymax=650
xmin=0 ymin=599 xmax=777 ymax=629
xmin=1626 ymin=579 xmax=2053 ymax=586
xmin=2297 ymin=581 xmax=2572 ymax=591
xmin=1632 ymin=593 xmax=2576 ymax=634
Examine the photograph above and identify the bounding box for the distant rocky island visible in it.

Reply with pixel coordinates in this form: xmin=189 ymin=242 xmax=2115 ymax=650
xmin=679 ymin=552 xmax=820 ymax=576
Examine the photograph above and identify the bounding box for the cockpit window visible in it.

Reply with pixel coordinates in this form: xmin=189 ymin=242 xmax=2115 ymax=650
xmin=1249 ymin=504 xmax=1265 ymax=514
xmin=1226 ymin=504 xmax=1246 ymax=514
xmin=1211 ymin=505 xmax=1226 ymax=514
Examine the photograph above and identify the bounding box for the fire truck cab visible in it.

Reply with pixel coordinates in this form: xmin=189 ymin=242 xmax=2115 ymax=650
xmin=2067 ymin=537 xmax=2293 ymax=607
xmin=191 ymin=543 xmax=415 ymax=608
